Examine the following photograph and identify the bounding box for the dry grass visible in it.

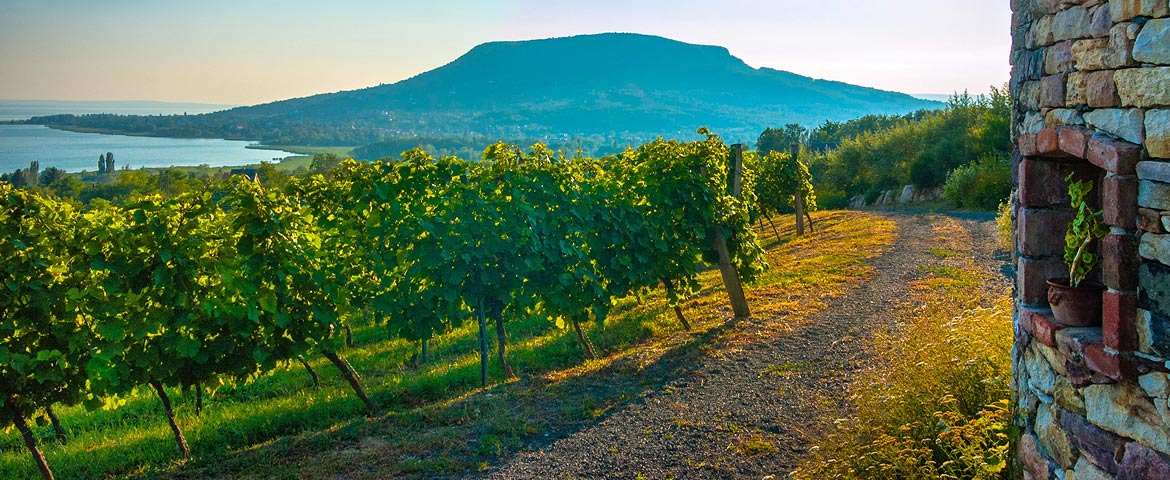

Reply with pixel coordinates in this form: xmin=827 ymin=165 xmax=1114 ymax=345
xmin=792 ymin=216 xmax=1013 ymax=480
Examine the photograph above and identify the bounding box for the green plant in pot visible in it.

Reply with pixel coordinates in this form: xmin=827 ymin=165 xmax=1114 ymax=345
xmin=1047 ymin=174 xmax=1108 ymax=327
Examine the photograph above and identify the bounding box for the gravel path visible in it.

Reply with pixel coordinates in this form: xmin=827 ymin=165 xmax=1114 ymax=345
xmin=484 ymin=212 xmax=1009 ymax=479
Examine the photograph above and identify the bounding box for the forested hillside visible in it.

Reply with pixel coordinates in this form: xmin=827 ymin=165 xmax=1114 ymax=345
xmin=20 ymin=34 xmax=939 ymax=146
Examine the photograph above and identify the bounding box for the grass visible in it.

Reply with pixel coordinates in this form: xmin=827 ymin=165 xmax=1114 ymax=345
xmin=792 ymin=215 xmax=1013 ymax=480
xmin=1 ymin=210 xmax=896 ymax=479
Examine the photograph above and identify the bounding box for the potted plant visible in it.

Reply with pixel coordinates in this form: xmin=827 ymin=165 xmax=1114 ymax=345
xmin=1047 ymin=174 xmax=1108 ymax=327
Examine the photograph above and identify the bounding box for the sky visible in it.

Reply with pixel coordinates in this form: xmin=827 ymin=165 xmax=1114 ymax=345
xmin=0 ymin=0 xmax=1011 ymax=106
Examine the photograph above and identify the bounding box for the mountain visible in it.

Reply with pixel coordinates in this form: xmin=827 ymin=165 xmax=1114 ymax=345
xmin=27 ymin=33 xmax=941 ymax=146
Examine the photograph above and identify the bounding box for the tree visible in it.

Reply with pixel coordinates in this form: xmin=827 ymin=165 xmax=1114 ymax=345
xmin=38 ymin=167 xmax=67 ymax=187
xmin=757 ymin=124 xmax=808 ymax=155
xmin=309 ymin=153 xmax=344 ymax=174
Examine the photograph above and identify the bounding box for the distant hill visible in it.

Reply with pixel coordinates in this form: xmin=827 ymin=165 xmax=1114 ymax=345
xmin=26 ymin=33 xmax=941 ymax=146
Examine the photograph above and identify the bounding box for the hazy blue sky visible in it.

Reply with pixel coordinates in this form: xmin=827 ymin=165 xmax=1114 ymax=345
xmin=0 ymin=0 xmax=1011 ymax=105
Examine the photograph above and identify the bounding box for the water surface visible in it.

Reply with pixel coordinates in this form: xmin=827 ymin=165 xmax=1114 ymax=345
xmin=0 ymin=125 xmax=292 ymax=173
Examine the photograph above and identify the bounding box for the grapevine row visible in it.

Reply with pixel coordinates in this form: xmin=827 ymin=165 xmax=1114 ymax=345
xmin=0 ymin=130 xmax=801 ymax=479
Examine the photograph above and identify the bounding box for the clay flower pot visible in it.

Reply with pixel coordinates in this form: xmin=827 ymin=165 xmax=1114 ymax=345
xmin=1046 ymin=278 xmax=1103 ymax=327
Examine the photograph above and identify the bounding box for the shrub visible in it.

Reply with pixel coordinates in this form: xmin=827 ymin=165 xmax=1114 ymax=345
xmin=996 ymin=199 xmax=1013 ymax=251
xmin=943 ymin=155 xmax=1012 ymax=211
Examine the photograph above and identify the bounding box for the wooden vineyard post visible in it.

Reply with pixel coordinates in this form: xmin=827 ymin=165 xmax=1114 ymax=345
xmin=712 ymin=145 xmax=751 ymax=319
xmin=477 ymin=296 xmax=489 ymax=387
xmin=791 ymin=143 xmax=805 ymax=236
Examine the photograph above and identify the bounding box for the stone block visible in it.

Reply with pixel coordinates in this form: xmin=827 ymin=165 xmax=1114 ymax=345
xmin=1067 ymin=72 xmax=1088 ymax=106
xmin=1020 ymin=432 xmax=1055 ymax=480
xmin=1088 ymin=5 xmax=1111 ymax=38
xmin=1025 ymin=110 xmax=1048 ymax=135
xmin=1140 ymin=180 xmax=1170 ymax=210
xmin=1055 ymin=375 xmax=1088 ymax=414
xmin=1085 ymin=70 xmax=1120 ymax=108
xmin=1070 ymin=457 xmax=1113 ymax=480
xmin=1118 ymin=442 xmax=1170 ymax=478
xmin=1025 ymin=48 xmax=1050 ymax=82
xmin=1139 ymin=259 xmax=1170 ymax=317
xmin=1021 ymin=208 xmax=1077 ymax=257
xmin=1047 ymin=40 xmax=1077 ymax=74
xmin=1134 ymin=18 xmax=1170 ymax=66
xmin=1106 ymin=23 xmax=1139 ymax=69
xmin=1139 ymin=161 xmax=1170 ymax=184
xmin=1037 ymin=403 xmax=1078 ymax=468
xmin=1038 ymin=14 xmax=1057 ymax=47
xmin=1048 ymin=108 xmax=1086 ymax=127
xmin=1139 ymin=233 xmax=1170 ymax=266
xmin=1085 ymin=108 xmax=1146 ymax=144
xmin=1061 ymin=410 xmax=1127 ymax=474
xmin=1042 ymin=333 xmax=1070 ymax=377
xmin=1023 ymin=80 xmax=1044 ymax=110
xmin=1042 ymin=74 xmax=1069 ymax=107
xmin=1139 ymin=208 xmax=1166 ymax=233
xmin=1136 ymin=308 xmax=1170 ymax=357
xmin=1072 ymin=37 xmax=1110 ymax=70
xmin=1085 ymin=381 xmax=1170 ymax=452
xmin=1103 ymin=232 xmax=1141 ymax=289
xmin=1110 ymin=0 xmax=1170 ymax=22
xmin=1140 ymin=372 xmax=1170 ymax=398
xmin=1147 ymin=109 xmax=1170 ymax=159
xmin=1103 ymin=290 xmax=1139 ymax=351
xmin=1116 ymin=67 xmax=1170 ymax=108
xmin=1055 ymin=6 xmax=1092 ymax=41
xmin=1089 ymin=136 xmax=1141 ymax=174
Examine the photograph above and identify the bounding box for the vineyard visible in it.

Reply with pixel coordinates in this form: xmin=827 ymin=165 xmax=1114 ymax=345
xmin=1 ymin=130 xmax=817 ymax=479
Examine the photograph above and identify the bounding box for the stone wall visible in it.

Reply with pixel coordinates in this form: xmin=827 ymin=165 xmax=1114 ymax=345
xmin=1011 ymin=0 xmax=1170 ymax=478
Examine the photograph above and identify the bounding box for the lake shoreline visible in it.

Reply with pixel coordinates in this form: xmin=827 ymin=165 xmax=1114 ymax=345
xmin=0 ymin=124 xmax=303 ymax=173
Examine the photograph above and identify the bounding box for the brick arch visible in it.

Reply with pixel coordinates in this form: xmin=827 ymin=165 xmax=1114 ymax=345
xmin=1016 ymin=125 xmax=1142 ymax=381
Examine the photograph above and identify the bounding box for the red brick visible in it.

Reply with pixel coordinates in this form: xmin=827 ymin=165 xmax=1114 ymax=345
xmin=1088 ymin=137 xmax=1141 ymax=175
xmin=1019 ymin=208 xmax=1076 ymax=257
xmin=1020 ymin=134 xmax=1040 ymax=157
xmin=1020 ymin=306 xmax=1037 ymax=336
xmin=1020 ymin=257 xmax=1072 ymax=306
xmin=1038 ymin=127 xmax=1062 ymax=156
xmin=1031 ymin=308 xmax=1065 ymax=347
xmin=1059 ymin=126 xmax=1090 ymax=159
xmin=1042 ymin=74 xmax=1068 ymax=108
xmin=1103 ymin=175 xmax=1138 ymax=229
xmin=1101 ymin=233 xmax=1140 ymax=291
xmin=1086 ymin=70 xmax=1120 ymax=108
xmin=1103 ymin=290 xmax=1138 ymax=351
xmin=1084 ymin=343 xmax=1134 ymax=381
xmin=1138 ymin=208 xmax=1165 ymax=233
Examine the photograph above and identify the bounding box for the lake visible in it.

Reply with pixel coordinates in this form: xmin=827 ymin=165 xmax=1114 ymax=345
xmin=0 ymin=125 xmax=295 ymax=173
